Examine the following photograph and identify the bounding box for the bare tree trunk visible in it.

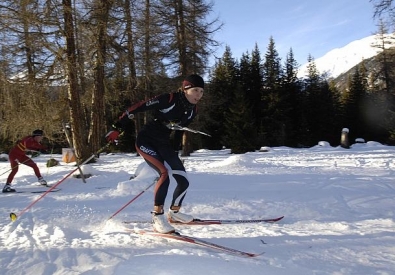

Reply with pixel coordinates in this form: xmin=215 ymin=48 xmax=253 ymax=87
xmin=173 ymin=0 xmax=192 ymax=156
xmin=20 ymin=3 xmax=35 ymax=82
xmin=174 ymin=0 xmax=187 ymax=76
xmin=140 ymin=0 xmax=153 ymax=137
xmin=62 ymin=0 xmax=90 ymax=162
xmin=125 ymin=0 xmax=137 ymax=92
xmin=89 ymin=0 xmax=114 ymax=153
xmin=125 ymin=0 xmax=140 ymax=141
xmin=74 ymin=1 xmax=87 ymax=98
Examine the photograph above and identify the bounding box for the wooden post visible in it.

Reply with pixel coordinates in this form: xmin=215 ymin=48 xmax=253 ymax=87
xmin=340 ymin=128 xmax=350 ymax=149
xmin=62 ymin=122 xmax=87 ymax=183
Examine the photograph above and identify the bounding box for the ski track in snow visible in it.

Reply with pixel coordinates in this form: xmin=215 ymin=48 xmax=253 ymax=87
xmin=0 ymin=142 xmax=395 ymax=274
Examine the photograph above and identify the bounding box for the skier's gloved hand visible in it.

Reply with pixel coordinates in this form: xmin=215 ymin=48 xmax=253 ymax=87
xmin=105 ymin=130 xmax=120 ymax=144
xmin=126 ymin=109 xmax=134 ymax=119
xmin=166 ymin=121 xmax=182 ymax=130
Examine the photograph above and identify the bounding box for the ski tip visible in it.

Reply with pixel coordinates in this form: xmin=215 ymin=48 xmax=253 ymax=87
xmin=30 ymin=188 xmax=61 ymax=193
xmin=10 ymin=212 xmax=17 ymax=221
xmin=266 ymin=216 xmax=284 ymax=222
xmin=134 ymin=229 xmax=146 ymax=235
xmin=154 ymin=230 xmax=179 ymax=235
xmin=249 ymin=251 xmax=265 ymax=258
xmin=136 ymin=229 xmax=181 ymax=235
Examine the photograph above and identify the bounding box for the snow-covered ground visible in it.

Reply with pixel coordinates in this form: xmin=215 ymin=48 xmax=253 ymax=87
xmin=0 ymin=142 xmax=394 ymax=275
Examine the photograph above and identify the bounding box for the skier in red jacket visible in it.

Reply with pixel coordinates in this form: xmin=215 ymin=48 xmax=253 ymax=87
xmin=2 ymin=129 xmax=48 ymax=193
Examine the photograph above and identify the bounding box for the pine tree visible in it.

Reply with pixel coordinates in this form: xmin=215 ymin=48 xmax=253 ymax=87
xmin=302 ymin=55 xmax=338 ymax=146
xmin=261 ymin=37 xmax=284 ymax=146
xmin=299 ymin=54 xmax=341 ymax=145
xmin=328 ymin=80 xmax=343 ymax=144
xmin=239 ymin=44 xmax=264 ymax=148
xmin=281 ymin=48 xmax=302 ymax=146
xmin=203 ymin=46 xmax=238 ymax=149
xmin=343 ymin=66 xmax=369 ymax=141
xmin=223 ymin=84 xmax=257 ymax=153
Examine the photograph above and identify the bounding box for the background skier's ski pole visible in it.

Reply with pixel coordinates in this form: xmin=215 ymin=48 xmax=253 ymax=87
xmin=0 ymin=157 xmax=32 ymax=177
xmin=9 ymin=136 xmax=122 ymax=222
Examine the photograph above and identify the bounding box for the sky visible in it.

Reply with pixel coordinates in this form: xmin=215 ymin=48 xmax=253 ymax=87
xmin=1 ymin=142 xmax=395 ymax=274
xmin=210 ymin=0 xmax=380 ymax=67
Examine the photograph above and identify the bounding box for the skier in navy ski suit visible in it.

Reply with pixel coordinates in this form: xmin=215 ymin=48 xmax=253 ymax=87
xmin=106 ymin=74 xmax=204 ymax=233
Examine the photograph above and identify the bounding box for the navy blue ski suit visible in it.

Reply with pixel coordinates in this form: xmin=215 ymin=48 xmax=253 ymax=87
xmin=114 ymin=91 xmax=197 ymax=209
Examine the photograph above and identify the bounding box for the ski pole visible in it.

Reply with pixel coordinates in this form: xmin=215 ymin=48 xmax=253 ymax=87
xmin=9 ymin=135 xmax=122 ymax=222
xmin=166 ymin=123 xmax=211 ymax=137
xmin=106 ymin=179 xmax=157 ymax=221
xmin=9 ymin=154 xmax=95 ymax=221
xmin=0 ymin=157 xmax=32 ymax=178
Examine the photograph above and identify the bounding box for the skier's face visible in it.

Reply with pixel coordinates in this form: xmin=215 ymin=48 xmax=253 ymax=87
xmin=184 ymin=87 xmax=204 ymax=104
xmin=34 ymin=135 xmax=44 ymax=142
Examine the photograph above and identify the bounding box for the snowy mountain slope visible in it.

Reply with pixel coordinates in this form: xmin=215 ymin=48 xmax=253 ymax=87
xmin=298 ymin=34 xmax=395 ymax=78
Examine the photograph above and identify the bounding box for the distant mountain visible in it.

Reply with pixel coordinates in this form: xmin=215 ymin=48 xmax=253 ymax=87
xmin=297 ymin=34 xmax=394 ymax=79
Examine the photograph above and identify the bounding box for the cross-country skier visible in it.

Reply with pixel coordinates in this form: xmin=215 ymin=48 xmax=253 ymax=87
xmin=2 ymin=129 xmax=48 ymax=193
xmin=106 ymin=74 xmax=204 ymax=233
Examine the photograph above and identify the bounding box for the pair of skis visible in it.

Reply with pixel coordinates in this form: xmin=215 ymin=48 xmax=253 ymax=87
xmin=137 ymin=230 xmax=263 ymax=258
xmin=2 ymin=184 xmax=61 ymax=194
xmin=123 ymin=216 xmax=284 ymax=225
xmin=14 ymin=188 xmax=61 ymax=194
xmin=125 ymin=216 xmax=284 ymax=258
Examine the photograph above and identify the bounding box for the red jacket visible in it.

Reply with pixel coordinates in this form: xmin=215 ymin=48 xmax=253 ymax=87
xmin=12 ymin=136 xmax=46 ymax=154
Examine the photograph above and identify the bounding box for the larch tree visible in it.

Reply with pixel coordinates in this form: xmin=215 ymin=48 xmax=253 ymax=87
xmin=88 ymin=0 xmax=115 ymax=154
xmin=155 ymin=0 xmax=221 ymax=155
xmin=0 ymin=0 xmax=66 ymax=143
xmin=62 ymin=0 xmax=91 ymax=161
